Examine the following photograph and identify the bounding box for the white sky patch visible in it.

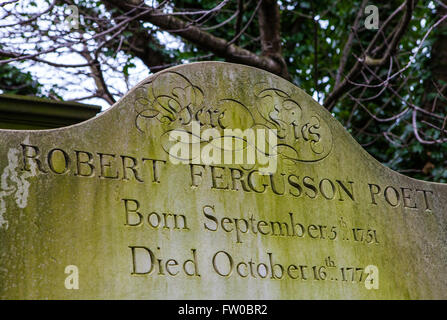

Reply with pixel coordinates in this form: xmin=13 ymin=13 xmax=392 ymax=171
xmin=157 ymin=31 xmax=184 ymax=50
xmin=1 ymin=0 xmax=165 ymax=110
xmin=312 ymin=90 xmax=325 ymax=105
xmin=318 ymin=20 xmax=329 ymax=29
xmin=11 ymin=50 xmax=150 ymax=110
xmin=2 ymin=1 xmax=186 ymax=110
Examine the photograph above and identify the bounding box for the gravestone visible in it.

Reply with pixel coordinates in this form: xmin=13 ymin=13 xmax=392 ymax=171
xmin=0 ymin=62 xmax=446 ymax=299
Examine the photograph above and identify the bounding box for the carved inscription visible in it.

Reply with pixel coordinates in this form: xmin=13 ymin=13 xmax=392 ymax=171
xmin=17 ymin=143 xmax=434 ymax=211
xmin=134 ymin=71 xmax=333 ymax=165
xmin=10 ymin=141 xmax=435 ymax=291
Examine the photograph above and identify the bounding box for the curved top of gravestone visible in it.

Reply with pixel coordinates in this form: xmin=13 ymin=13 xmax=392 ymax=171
xmin=1 ymin=61 xmax=447 ymax=299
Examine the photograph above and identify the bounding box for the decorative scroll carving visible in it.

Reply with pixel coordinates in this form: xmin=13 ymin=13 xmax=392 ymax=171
xmin=134 ymin=71 xmax=332 ymax=163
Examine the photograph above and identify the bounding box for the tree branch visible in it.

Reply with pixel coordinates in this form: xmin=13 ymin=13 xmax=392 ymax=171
xmin=335 ymin=0 xmax=368 ymax=87
xmin=102 ymin=0 xmax=287 ymax=78
xmin=324 ymin=0 xmax=417 ymax=109
xmin=234 ymin=0 xmax=244 ymax=45
xmin=80 ymin=50 xmax=116 ymax=105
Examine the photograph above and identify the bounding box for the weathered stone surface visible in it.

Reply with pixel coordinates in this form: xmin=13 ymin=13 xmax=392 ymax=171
xmin=0 ymin=62 xmax=446 ymax=299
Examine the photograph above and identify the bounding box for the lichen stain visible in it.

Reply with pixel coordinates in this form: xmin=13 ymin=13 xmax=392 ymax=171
xmin=0 ymin=141 xmax=38 ymax=230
